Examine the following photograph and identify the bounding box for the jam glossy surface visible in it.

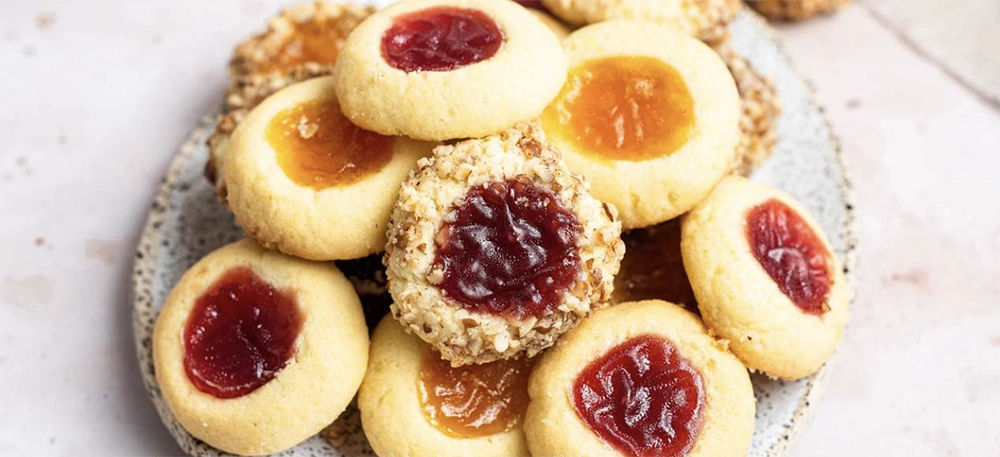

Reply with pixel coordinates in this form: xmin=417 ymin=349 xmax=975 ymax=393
xmin=541 ymin=56 xmax=695 ymax=161
xmin=573 ymin=335 xmax=704 ymax=457
xmin=257 ymin=17 xmax=351 ymax=73
xmin=183 ymin=267 xmax=303 ymax=399
xmin=434 ymin=179 xmax=581 ymax=318
xmin=266 ymin=99 xmax=394 ymax=189
xmin=418 ymin=349 xmax=532 ymax=438
xmin=614 ymin=220 xmax=698 ymax=312
xmin=381 ymin=6 xmax=504 ymax=72
xmin=746 ymin=199 xmax=833 ymax=314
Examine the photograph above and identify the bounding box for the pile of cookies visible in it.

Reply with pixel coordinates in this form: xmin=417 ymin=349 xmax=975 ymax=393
xmin=151 ymin=1 xmax=848 ymax=456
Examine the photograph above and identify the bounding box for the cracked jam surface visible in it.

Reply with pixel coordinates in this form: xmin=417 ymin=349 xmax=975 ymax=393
xmin=267 ymin=99 xmax=394 ymax=189
xmin=746 ymin=198 xmax=832 ymax=314
xmin=381 ymin=6 xmax=504 ymax=72
xmin=434 ymin=179 xmax=581 ymax=319
xmin=183 ymin=267 xmax=303 ymax=399
xmin=572 ymin=335 xmax=705 ymax=457
xmin=542 ymin=56 xmax=695 ymax=161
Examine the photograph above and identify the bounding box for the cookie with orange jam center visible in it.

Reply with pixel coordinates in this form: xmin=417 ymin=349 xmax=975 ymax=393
xmin=541 ymin=21 xmax=740 ymax=229
xmin=524 ymin=300 xmax=755 ymax=457
xmin=681 ymin=176 xmax=850 ymax=380
xmin=221 ymin=76 xmax=435 ymax=261
xmin=359 ymin=316 xmax=532 ymax=457
xmin=152 ymin=240 xmax=368 ymax=456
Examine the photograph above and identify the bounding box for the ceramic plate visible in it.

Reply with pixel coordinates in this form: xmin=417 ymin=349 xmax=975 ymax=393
xmin=132 ymin=8 xmax=857 ymax=457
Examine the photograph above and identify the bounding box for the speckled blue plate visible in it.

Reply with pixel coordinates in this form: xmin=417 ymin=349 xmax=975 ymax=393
xmin=132 ymin=8 xmax=857 ymax=457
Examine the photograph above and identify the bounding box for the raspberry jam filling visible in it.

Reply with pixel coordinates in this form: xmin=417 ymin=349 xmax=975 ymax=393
xmin=433 ymin=179 xmax=581 ymax=318
xmin=746 ymin=199 xmax=833 ymax=314
xmin=266 ymin=99 xmax=394 ymax=190
xmin=418 ymin=349 xmax=532 ymax=438
xmin=183 ymin=267 xmax=303 ymax=399
xmin=614 ymin=220 xmax=698 ymax=312
xmin=573 ymin=335 xmax=705 ymax=457
xmin=381 ymin=6 xmax=504 ymax=72
xmin=258 ymin=17 xmax=352 ymax=73
xmin=541 ymin=56 xmax=695 ymax=161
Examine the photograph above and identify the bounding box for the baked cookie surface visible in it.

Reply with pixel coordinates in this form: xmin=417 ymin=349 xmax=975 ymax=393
xmin=207 ymin=1 xmax=376 ymax=189
xmin=747 ymin=0 xmax=850 ymax=21
xmin=716 ymin=42 xmax=780 ymax=176
xmin=333 ymin=0 xmax=568 ymax=141
xmin=385 ymin=124 xmax=624 ymax=366
xmin=524 ymin=300 xmax=755 ymax=457
xmin=152 ymin=239 xmax=369 ymax=456
xmin=359 ymin=316 xmax=531 ymax=457
xmin=681 ymin=176 xmax=850 ymax=380
xmin=540 ymin=20 xmax=740 ymax=229
xmin=221 ymin=76 xmax=434 ymax=261
xmin=541 ymin=0 xmax=742 ymax=45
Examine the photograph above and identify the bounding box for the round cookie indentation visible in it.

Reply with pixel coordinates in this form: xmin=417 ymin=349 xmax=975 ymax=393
xmin=418 ymin=345 xmax=533 ymax=438
xmin=359 ymin=317 xmax=531 ymax=457
xmin=183 ymin=266 xmax=303 ymax=399
xmin=541 ymin=21 xmax=739 ymax=229
xmin=267 ymin=99 xmax=395 ymax=190
xmin=152 ymin=239 xmax=369 ymax=456
xmin=572 ymin=335 xmax=704 ymax=457
xmin=542 ymin=55 xmax=694 ymax=161
xmin=434 ymin=178 xmax=581 ymax=319
xmin=747 ymin=198 xmax=832 ymax=315
xmin=524 ymin=300 xmax=755 ymax=457
xmin=381 ymin=6 xmax=504 ymax=72
xmin=681 ymin=176 xmax=850 ymax=380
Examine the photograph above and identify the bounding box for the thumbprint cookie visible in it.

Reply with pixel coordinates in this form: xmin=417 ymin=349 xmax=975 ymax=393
xmin=333 ymin=0 xmax=568 ymax=141
xmin=681 ymin=176 xmax=850 ymax=380
xmin=220 ymin=76 xmax=434 ymax=261
xmin=207 ymin=2 xmax=375 ymax=191
xmin=540 ymin=20 xmax=740 ymax=229
xmin=524 ymin=300 xmax=755 ymax=457
xmin=541 ymin=0 xmax=742 ymax=45
xmin=385 ymin=124 xmax=624 ymax=366
xmin=359 ymin=316 xmax=532 ymax=457
xmin=152 ymin=239 xmax=369 ymax=455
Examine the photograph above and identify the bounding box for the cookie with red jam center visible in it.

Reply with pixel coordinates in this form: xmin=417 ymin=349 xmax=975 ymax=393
xmin=152 ymin=240 xmax=369 ymax=456
xmin=681 ymin=176 xmax=850 ymax=380
xmin=333 ymin=0 xmax=568 ymax=141
xmin=385 ymin=124 xmax=624 ymax=366
xmin=525 ymin=300 xmax=755 ymax=457
xmin=359 ymin=316 xmax=533 ymax=457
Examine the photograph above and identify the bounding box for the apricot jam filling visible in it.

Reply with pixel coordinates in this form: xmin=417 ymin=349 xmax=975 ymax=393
xmin=381 ymin=6 xmax=504 ymax=73
xmin=746 ymin=199 xmax=833 ymax=314
xmin=256 ymin=17 xmax=351 ymax=74
xmin=541 ymin=56 xmax=695 ymax=161
xmin=433 ymin=179 xmax=581 ymax=319
xmin=266 ymin=99 xmax=394 ymax=189
xmin=572 ymin=335 xmax=705 ymax=457
xmin=614 ymin=220 xmax=698 ymax=312
xmin=418 ymin=349 xmax=532 ymax=438
xmin=183 ymin=267 xmax=303 ymax=399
